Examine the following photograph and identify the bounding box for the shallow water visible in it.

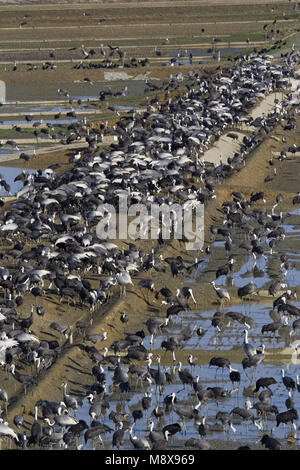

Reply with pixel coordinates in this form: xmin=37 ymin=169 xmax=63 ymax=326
xmin=0 ymin=166 xmax=37 ymax=195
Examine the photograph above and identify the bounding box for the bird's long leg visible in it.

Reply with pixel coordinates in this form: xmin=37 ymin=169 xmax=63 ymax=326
xmin=236 ymin=389 xmax=240 ymax=407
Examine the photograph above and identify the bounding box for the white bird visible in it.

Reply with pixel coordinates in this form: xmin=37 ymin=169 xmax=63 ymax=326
xmin=0 ymin=223 xmax=18 ymax=232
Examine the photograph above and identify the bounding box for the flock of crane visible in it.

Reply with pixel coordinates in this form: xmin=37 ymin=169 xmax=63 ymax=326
xmin=0 ymin=45 xmax=298 ymax=451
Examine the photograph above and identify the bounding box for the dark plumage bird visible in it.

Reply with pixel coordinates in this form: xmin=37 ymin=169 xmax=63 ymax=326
xmin=261 ymin=434 xmax=281 ymax=450
xmin=216 ymin=260 xmax=234 ymax=279
xmin=13 ymin=414 xmax=24 ymax=429
xmin=149 ymin=354 xmax=166 ymax=393
xmin=132 ymin=409 xmax=143 ymax=424
xmin=250 ymin=192 xmax=265 ymax=204
xmin=252 ymin=402 xmax=278 ymax=419
xmin=198 ymin=416 xmax=209 ymax=438
xmin=285 ymin=391 xmax=295 ymax=410
xmin=216 ymin=411 xmax=236 ymax=433
xmin=36 ymin=306 xmax=45 ymax=316
xmin=20 ymin=304 xmax=34 ymax=330
xmin=28 ymin=406 xmax=42 ymax=447
xmin=141 ymin=393 xmax=152 ymax=412
xmin=196 ymin=327 xmax=205 ymax=340
xmin=185 ymin=437 xmax=210 ymax=450
xmin=166 ymin=305 xmax=183 ymax=318
xmin=231 ymin=403 xmax=255 ymax=424
xmin=120 ymin=312 xmax=129 ymax=324
xmin=84 ymin=423 xmax=112 ymax=444
xmin=112 ymin=423 xmax=127 ymax=450
xmin=258 ymin=389 xmax=273 ymax=403
xmin=177 ymin=362 xmax=194 ymax=388
xmin=261 ymin=321 xmax=282 ymax=335
xmin=242 ymin=346 xmax=266 ymax=373
xmin=9 ymin=364 xmax=37 ymax=394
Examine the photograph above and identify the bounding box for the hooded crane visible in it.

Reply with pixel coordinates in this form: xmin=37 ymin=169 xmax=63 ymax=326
xmin=238 ymin=281 xmax=257 ymax=301
xmin=28 ymin=406 xmax=42 ymax=447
